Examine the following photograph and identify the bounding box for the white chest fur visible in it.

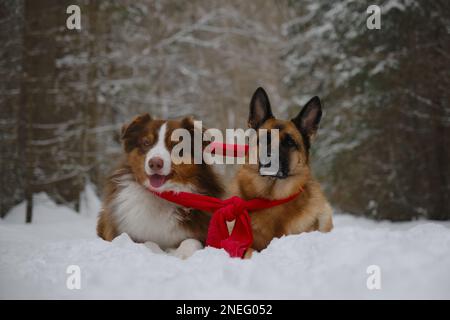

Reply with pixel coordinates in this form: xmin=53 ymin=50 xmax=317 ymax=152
xmin=111 ymin=176 xmax=191 ymax=249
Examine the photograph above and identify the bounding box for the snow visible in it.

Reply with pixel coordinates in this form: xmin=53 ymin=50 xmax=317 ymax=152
xmin=1 ymin=190 xmax=450 ymax=299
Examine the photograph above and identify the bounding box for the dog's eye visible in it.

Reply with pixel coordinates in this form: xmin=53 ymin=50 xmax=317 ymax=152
xmin=284 ymin=135 xmax=297 ymax=148
xmin=142 ymin=138 xmax=151 ymax=147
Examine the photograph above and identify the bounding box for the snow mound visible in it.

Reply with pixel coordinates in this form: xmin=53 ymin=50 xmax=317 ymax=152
xmin=2 ymin=192 xmax=81 ymax=224
xmin=2 ymin=183 xmax=101 ymax=224
xmin=1 ymin=192 xmax=449 ymax=299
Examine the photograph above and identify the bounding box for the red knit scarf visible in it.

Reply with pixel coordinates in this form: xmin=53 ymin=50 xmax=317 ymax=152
xmin=151 ymin=188 xmax=303 ymax=258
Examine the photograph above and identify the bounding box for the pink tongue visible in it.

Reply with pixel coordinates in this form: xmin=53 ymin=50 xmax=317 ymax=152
xmin=149 ymin=175 xmax=166 ymax=188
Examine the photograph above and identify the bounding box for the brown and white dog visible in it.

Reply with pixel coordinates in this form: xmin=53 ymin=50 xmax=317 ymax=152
xmin=97 ymin=114 xmax=223 ymax=258
xmin=230 ymin=87 xmax=333 ymax=257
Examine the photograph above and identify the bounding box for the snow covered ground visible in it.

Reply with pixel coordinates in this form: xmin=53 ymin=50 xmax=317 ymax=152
xmin=1 ymin=188 xmax=450 ymax=299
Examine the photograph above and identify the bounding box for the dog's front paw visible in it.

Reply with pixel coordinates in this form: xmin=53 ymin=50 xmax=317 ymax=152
xmin=144 ymin=241 xmax=165 ymax=254
xmin=171 ymin=239 xmax=203 ymax=260
xmin=243 ymin=248 xmax=255 ymax=259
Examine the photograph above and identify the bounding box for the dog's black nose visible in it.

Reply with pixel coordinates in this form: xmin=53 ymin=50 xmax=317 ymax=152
xmin=149 ymin=157 xmax=164 ymax=171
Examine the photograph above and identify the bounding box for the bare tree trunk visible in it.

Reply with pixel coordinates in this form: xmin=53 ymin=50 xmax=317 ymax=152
xmin=18 ymin=0 xmax=32 ymax=223
xmin=76 ymin=1 xmax=99 ymax=212
xmin=25 ymin=192 xmax=33 ymax=223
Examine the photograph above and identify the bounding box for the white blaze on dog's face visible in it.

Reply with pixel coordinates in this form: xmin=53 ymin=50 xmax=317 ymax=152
xmin=121 ymin=114 xmax=213 ymax=193
xmin=143 ymin=123 xmax=172 ymax=189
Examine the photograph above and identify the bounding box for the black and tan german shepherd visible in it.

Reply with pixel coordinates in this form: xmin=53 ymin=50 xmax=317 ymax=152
xmin=230 ymin=87 xmax=333 ymax=257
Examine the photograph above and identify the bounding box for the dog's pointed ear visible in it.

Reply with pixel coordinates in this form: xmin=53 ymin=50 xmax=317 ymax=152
xmin=121 ymin=113 xmax=152 ymax=151
xmin=292 ymin=96 xmax=322 ymax=139
xmin=248 ymin=87 xmax=274 ymax=129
